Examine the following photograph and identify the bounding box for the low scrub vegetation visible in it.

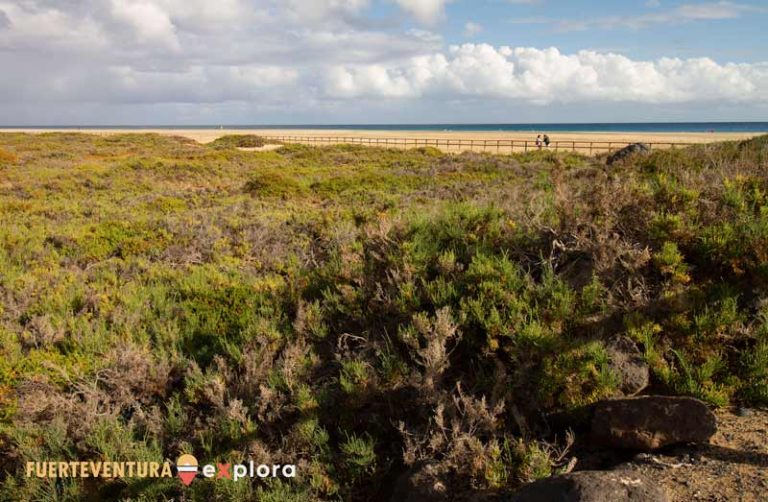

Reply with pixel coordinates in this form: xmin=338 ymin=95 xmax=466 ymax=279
xmin=0 ymin=133 xmax=766 ymax=500
xmin=0 ymin=147 xmax=18 ymax=166
xmin=209 ymin=134 xmax=270 ymax=149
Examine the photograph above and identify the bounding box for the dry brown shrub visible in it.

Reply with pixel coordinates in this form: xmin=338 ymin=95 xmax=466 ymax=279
xmin=409 ymin=308 xmax=461 ymax=393
xmin=236 ymin=343 xmax=279 ymax=400
xmin=15 ymin=377 xmax=117 ymax=446
xmin=19 ymin=315 xmax=65 ymax=350
xmin=100 ymin=343 xmax=173 ymax=403
xmin=398 ymin=383 xmax=505 ymax=484
xmin=0 ymin=148 xmax=18 ymax=165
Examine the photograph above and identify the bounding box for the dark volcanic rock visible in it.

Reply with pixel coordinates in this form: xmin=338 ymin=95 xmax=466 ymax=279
xmin=390 ymin=462 xmax=448 ymax=502
xmin=606 ymin=336 xmax=649 ymax=396
xmin=508 ymin=471 xmax=668 ymax=502
xmin=607 ymin=143 xmax=651 ymax=165
xmin=591 ymin=396 xmax=717 ymax=451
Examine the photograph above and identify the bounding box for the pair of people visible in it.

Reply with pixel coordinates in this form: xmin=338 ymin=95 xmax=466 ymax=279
xmin=535 ymin=134 xmax=551 ymax=149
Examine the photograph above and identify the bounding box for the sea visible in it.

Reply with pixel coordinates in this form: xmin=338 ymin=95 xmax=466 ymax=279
xmin=4 ymin=122 xmax=768 ymax=133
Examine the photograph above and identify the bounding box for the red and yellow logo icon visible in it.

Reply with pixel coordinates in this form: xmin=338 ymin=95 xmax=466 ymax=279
xmin=176 ymin=454 xmax=199 ymax=486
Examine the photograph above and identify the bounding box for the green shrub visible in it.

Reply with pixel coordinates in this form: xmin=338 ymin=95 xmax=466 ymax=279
xmin=244 ymin=171 xmax=307 ymax=198
xmin=340 ymin=432 xmax=377 ymax=478
xmin=739 ymin=314 xmax=768 ymax=405
xmin=663 ymin=349 xmax=731 ymax=407
xmin=538 ymin=340 xmax=619 ymax=409
xmin=209 ymin=134 xmax=268 ymax=149
xmin=654 ymin=241 xmax=691 ymax=285
xmin=339 ymin=360 xmax=370 ymax=395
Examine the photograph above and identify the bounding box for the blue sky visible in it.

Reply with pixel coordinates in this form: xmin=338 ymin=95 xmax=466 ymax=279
xmin=0 ymin=0 xmax=766 ymax=124
xmin=441 ymin=1 xmax=768 ymax=62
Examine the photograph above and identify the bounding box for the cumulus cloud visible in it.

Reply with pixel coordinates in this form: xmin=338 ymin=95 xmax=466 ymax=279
xmin=323 ymin=45 xmax=768 ymax=104
xmin=0 ymin=0 xmax=439 ymax=100
xmin=0 ymin=0 xmax=765 ymax=124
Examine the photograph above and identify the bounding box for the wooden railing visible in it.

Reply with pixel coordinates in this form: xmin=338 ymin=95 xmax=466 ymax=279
xmin=263 ymin=135 xmax=699 ymax=155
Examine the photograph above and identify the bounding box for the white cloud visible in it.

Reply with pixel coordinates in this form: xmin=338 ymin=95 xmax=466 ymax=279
xmin=0 ymin=0 xmax=766 ymax=124
xmin=280 ymin=0 xmax=371 ymax=26
xmin=158 ymin=0 xmax=250 ymax=28
xmin=676 ymin=1 xmax=750 ymax=19
xmin=109 ymin=0 xmax=180 ymax=50
xmin=394 ymin=0 xmax=451 ymax=25
xmin=99 ymin=65 xmax=300 ymax=105
xmin=554 ymin=2 xmax=764 ymax=31
xmin=323 ymin=44 xmax=768 ymax=104
xmin=463 ymin=21 xmax=483 ymax=37
xmin=0 ymin=2 xmax=108 ymax=52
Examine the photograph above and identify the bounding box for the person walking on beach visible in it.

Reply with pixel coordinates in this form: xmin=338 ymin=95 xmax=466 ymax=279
xmin=543 ymin=134 xmax=551 ymax=148
xmin=536 ymin=135 xmax=542 ymax=149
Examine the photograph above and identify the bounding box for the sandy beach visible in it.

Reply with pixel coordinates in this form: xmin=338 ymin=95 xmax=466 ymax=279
xmin=1 ymin=128 xmax=763 ymax=154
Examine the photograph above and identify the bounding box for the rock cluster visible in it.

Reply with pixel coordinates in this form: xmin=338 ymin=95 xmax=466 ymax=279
xmin=590 ymin=396 xmax=717 ymax=451
xmin=508 ymin=471 xmax=668 ymax=502
xmin=607 ymin=143 xmax=651 ymax=165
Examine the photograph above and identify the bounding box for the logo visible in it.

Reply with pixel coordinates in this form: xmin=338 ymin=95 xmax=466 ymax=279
xmin=173 ymin=455 xmax=296 ymax=486
xmin=176 ymin=454 xmax=199 ymax=486
xmin=25 ymin=455 xmax=296 ymax=486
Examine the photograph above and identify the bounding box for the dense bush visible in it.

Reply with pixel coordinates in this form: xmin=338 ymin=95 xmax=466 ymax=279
xmin=209 ymin=134 xmax=270 ymax=149
xmin=0 ymin=133 xmax=766 ymax=500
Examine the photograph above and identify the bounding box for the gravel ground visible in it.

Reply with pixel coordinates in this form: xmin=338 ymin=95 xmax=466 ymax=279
xmin=613 ymin=409 xmax=768 ymax=501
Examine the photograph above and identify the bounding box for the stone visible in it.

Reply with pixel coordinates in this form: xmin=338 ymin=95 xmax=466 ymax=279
xmin=591 ymin=396 xmax=717 ymax=451
xmin=606 ymin=336 xmax=649 ymax=396
xmin=607 ymin=143 xmax=651 ymax=166
xmin=508 ymin=471 xmax=668 ymax=502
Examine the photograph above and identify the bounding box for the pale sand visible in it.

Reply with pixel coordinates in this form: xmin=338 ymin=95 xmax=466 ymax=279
xmin=1 ymin=128 xmax=764 ymax=154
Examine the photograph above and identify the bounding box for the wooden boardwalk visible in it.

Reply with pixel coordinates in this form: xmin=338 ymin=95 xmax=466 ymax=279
xmin=264 ymin=134 xmax=698 ymax=155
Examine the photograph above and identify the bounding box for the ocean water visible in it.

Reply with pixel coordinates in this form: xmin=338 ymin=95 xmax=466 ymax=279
xmin=234 ymin=122 xmax=768 ymax=133
xmin=6 ymin=122 xmax=768 ymax=133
